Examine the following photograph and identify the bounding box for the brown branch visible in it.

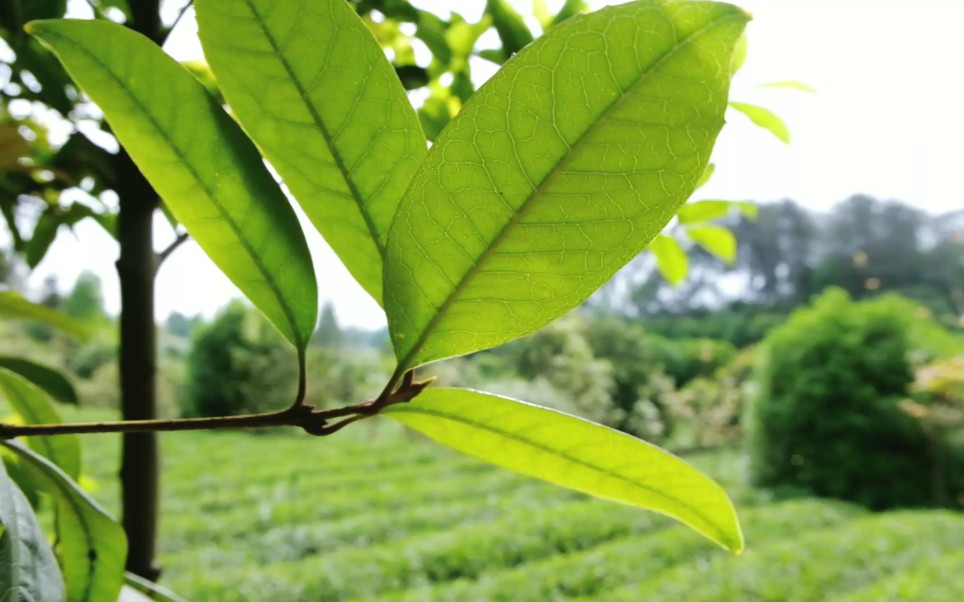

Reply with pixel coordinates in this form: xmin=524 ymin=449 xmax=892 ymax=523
xmin=154 ymin=232 xmax=189 ymax=269
xmin=0 ymin=372 xmax=431 ymax=439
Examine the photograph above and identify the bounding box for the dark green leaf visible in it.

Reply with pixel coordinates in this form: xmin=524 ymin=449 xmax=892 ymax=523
xmin=383 ymin=388 xmax=743 ymax=552
xmin=385 ymin=1 xmax=749 ymax=369
xmin=0 ymin=356 xmax=78 ymax=404
xmin=28 ymin=19 xmax=318 ymax=349
xmin=25 ymin=210 xmax=59 ymax=269
xmin=486 ymin=0 xmax=534 ymax=59
xmin=0 ymin=369 xmax=81 ymax=478
xmin=0 ymin=290 xmax=88 ymax=339
xmin=1 ymin=440 xmax=127 ymax=602
xmin=729 ymin=101 xmax=790 ymax=143
xmin=650 ymin=234 xmax=688 ymax=285
xmin=195 ymin=0 xmax=426 ymax=305
xmin=0 ymin=456 xmax=65 ymax=602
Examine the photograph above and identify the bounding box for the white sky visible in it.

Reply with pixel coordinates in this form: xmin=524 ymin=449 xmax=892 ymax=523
xmin=20 ymin=0 xmax=964 ymax=329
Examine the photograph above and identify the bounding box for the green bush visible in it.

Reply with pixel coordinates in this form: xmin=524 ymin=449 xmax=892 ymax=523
xmin=748 ymin=289 xmax=935 ymax=509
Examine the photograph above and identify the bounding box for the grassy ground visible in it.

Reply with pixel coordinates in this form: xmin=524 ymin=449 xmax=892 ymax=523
xmin=63 ymin=411 xmax=964 ymax=601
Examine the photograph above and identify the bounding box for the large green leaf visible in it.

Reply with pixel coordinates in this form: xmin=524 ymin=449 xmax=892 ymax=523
xmin=0 ymin=456 xmax=65 ymax=602
xmin=384 ymin=1 xmax=749 ymax=369
xmin=28 ymin=19 xmax=317 ymax=349
xmin=383 ymin=388 xmax=743 ymax=552
xmin=0 ymin=356 xmax=78 ymax=404
xmin=1 ymin=440 xmax=127 ymax=602
xmin=0 ymin=369 xmax=81 ymax=479
xmin=0 ymin=290 xmax=87 ymax=339
xmin=195 ymin=0 xmax=426 ymax=305
xmin=729 ymin=101 xmax=790 ymax=143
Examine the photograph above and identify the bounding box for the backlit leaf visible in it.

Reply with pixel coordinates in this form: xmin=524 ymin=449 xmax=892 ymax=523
xmin=729 ymin=101 xmax=790 ymax=143
xmin=28 ymin=19 xmax=317 ymax=349
xmin=2 ymin=440 xmax=127 ymax=602
xmin=195 ymin=0 xmax=426 ymax=304
xmin=0 ymin=369 xmax=81 ymax=479
xmin=0 ymin=356 xmax=78 ymax=404
xmin=0 ymin=290 xmax=87 ymax=340
xmin=383 ymin=388 xmax=743 ymax=552
xmin=687 ymin=224 xmax=737 ymax=263
xmin=486 ymin=0 xmax=534 ymax=59
xmin=760 ymin=79 xmax=815 ymax=93
xmin=695 ymin=162 xmax=715 ymax=190
xmin=678 ymin=199 xmax=732 ymax=224
xmin=650 ymin=234 xmax=688 ymax=285
xmin=0 ymin=457 xmax=65 ymax=602
xmin=385 ymin=1 xmax=749 ymax=369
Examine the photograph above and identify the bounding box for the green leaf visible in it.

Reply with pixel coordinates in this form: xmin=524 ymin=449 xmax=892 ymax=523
xmin=27 ymin=19 xmax=317 ymax=349
xmin=123 ymin=573 xmax=190 ymax=602
xmin=0 ymin=356 xmax=78 ymax=404
xmin=0 ymin=290 xmax=88 ymax=340
xmin=760 ymin=79 xmax=815 ymax=93
xmin=383 ymin=388 xmax=743 ymax=552
xmin=650 ymin=234 xmax=688 ymax=285
xmin=486 ymin=0 xmax=534 ymax=59
xmin=384 ymin=1 xmax=749 ymax=369
xmin=25 ymin=210 xmax=60 ymax=269
xmin=695 ymin=162 xmax=715 ymax=190
xmin=0 ymin=369 xmax=81 ymax=479
xmin=729 ymin=101 xmax=790 ymax=143
xmin=687 ymin=224 xmax=737 ymax=263
xmin=551 ymin=0 xmax=587 ymax=26
xmin=195 ymin=0 xmax=425 ymax=305
xmin=0 ymin=457 xmax=65 ymax=602
xmin=677 ymin=199 xmax=732 ymax=224
xmin=730 ymin=30 xmax=747 ymax=74
xmin=1 ymin=440 xmax=127 ymax=602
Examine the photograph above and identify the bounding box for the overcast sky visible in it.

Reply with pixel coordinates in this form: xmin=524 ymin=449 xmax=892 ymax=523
xmin=21 ymin=0 xmax=964 ymax=328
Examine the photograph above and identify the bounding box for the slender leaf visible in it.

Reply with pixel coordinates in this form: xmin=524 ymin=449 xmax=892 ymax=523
xmin=0 ymin=290 xmax=87 ymax=339
xmin=650 ymin=234 xmax=688 ymax=285
xmin=760 ymin=79 xmax=815 ymax=93
xmin=0 ymin=356 xmax=78 ymax=404
xmin=195 ymin=0 xmax=426 ymax=305
xmin=385 ymin=1 xmax=749 ymax=369
xmin=729 ymin=101 xmax=790 ymax=143
xmin=28 ymin=19 xmax=317 ymax=349
xmin=25 ymin=211 xmax=61 ymax=269
xmin=486 ymin=0 xmax=534 ymax=59
xmin=0 ymin=457 xmax=65 ymax=602
xmin=687 ymin=224 xmax=737 ymax=263
xmin=383 ymin=388 xmax=743 ymax=552
xmin=677 ymin=199 xmax=732 ymax=224
xmin=551 ymin=0 xmax=587 ymax=26
xmin=0 ymin=369 xmax=81 ymax=479
xmin=1 ymin=440 xmax=127 ymax=602
xmin=123 ymin=573 xmax=189 ymax=602
xmin=694 ymin=162 xmax=715 ymax=190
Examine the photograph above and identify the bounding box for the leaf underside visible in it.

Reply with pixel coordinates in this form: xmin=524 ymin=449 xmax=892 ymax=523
xmin=384 ymin=388 xmax=744 ymax=552
xmin=27 ymin=19 xmax=317 ymax=348
xmin=196 ymin=0 xmax=426 ymax=304
xmin=385 ymin=0 xmax=750 ymax=369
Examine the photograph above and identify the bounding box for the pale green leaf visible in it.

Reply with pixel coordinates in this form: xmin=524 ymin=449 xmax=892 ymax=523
xmin=730 ymin=30 xmax=747 ymax=74
xmin=650 ymin=234 xmax=688 ymax=285
xmin=0 ymin=457 xmax=65 ymax=602
xmin=27 ymin=19 xmax=317 ymax=349
xmin=0 ymin=290 xmax=88 ymax=340
xmin=677 ymin=199 xmax=731 ymax=224
xmin=195 ymin=0 xmax=425 ymax=305
xmin=1 ymin=440 xmax=127 ymax=602
xmin=695 ymin=162 xmax=715 ymax=190
xmin=687 ymin=223 xmax=737 ymax=263
xmin=0 ymin=356 xmax=78 ymax=404
xmin=0 ymin=369 xmax=81 ymax=479
xmin=383 ymin=388 xmax=743 ymax=552
xmin=760 ymin=79 xmax=815 ymax=93
xmin=735 ymin=200 xmax=758 ymax=219
xmin=729 ymin=101 xmax=790 ymax=143
xmin=385 ymin=1 xmax=749 ymax=369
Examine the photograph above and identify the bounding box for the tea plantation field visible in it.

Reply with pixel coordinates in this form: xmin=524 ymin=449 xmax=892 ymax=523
xmin=72 ymin=419 xmax=964 ymax=601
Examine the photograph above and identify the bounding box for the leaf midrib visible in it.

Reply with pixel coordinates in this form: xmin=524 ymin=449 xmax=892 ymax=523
xmin=239 ymin=0 xmax=385 ymax=257
xmin=39 ymin=28 xmax=305 ymax=349
xmin=387 ymin=402 xmax=734 ymax=548
xmin=396 ymin=10 xmax=742 ymax=369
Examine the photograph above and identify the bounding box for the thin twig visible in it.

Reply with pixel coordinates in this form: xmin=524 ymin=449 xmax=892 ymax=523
xmin=0 ymin=373 xmax=432 ymax=439
xmin=155 ymin=232 xmax=189 ymax=269
xmin=163 ymin=0 xmax=194 ymax=44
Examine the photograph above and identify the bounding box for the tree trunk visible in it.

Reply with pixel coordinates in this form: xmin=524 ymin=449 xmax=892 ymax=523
xmin=116 ymin=0 xmax=162 ymax=581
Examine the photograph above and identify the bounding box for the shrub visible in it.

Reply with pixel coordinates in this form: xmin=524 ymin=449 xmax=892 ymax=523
xmin=748 ymin=289 xmax=936 ymax=509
